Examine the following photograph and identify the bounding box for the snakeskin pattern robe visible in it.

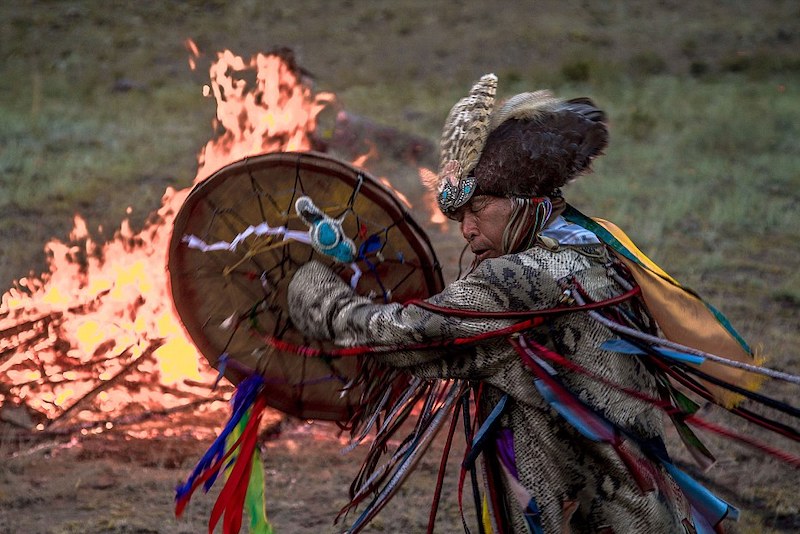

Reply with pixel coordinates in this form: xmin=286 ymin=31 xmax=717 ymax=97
xmin=288 ymin=243 xmax=691 ymax=533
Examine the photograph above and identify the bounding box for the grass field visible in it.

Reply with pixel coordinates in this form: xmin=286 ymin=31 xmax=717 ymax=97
xmin=1 ymin=1 xmax=798 ymax=532
xmin=1 ymin=2 xmax=799 ymax=287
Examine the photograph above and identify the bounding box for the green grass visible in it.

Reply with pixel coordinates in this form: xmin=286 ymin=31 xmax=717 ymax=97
xmin=0 ymin=81 xmax=210 ymax=243
xmin=0 ymin=3 xmax=796 ymax=312
xmin=1 ymin=2 xmax=797 ymax=306
xmin=566 ymin=74 xmax=800 ymax=265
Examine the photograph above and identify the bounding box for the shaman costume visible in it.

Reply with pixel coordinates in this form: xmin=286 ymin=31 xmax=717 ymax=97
xmin=290 ymin=249 xmax=689 ymax=532
xmin=176 ymin=75 xmax=799 ymax=534
xmin=288 ymin=75 xmax=701 ymax=533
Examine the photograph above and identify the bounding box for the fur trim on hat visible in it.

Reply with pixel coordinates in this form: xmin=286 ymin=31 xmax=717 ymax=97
xmin=436 ymin=76 xmax=608 ymax=214
xmin=474 ymin=97 xmax=608 ymax=197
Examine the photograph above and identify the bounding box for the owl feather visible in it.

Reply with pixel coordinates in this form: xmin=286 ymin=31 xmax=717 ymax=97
xmin=438 ymin=74 xmax=497 ymax=185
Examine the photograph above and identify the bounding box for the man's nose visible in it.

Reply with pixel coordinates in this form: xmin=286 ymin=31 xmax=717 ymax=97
xmin=461 ymin=215 xmax=478 ymax=241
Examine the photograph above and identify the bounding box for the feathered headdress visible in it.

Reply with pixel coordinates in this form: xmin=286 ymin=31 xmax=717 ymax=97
xmin=436 ymin=75 xmax=608 ymax=215
xmin=437 ymin=74 xmax=497 ymax=213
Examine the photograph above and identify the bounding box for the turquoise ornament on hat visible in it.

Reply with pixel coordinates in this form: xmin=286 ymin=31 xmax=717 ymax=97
xmin=436 ymin=74 xmax=496 ymax=215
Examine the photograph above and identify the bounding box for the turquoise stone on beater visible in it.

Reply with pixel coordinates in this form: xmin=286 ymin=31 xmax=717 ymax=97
xmin=317 ymin=222 xmax=338 ymax=247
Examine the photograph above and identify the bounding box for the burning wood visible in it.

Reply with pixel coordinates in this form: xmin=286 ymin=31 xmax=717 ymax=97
xmin=0 ymin=311 xmax=61 ymax=340
xmin=0 ymin=42 xmax=443 ymax=441
xmin=44 ymin=340 xmax=162 ymax=431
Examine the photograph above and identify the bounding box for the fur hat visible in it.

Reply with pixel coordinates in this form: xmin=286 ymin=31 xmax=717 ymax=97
xmin=436 ymin=75 xmax=608 ymax=215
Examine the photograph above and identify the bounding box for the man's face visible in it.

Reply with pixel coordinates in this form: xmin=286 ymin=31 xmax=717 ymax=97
xmin=453 ymin=195 xmax=513 ymax=263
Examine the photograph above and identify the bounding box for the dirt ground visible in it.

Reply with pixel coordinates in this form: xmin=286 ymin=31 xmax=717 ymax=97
xmin=1 ymin=219 xmax=797 ymax=534
xmin=1 ymin=2 xmax=799 ymax=534
xmin=1 ymin=391 xmax=797 ymax=534
xmin=0 ymin=409 xmax=480 ymax=534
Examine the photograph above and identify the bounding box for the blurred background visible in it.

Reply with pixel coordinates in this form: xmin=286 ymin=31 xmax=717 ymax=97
xmin=0 ymin=1 xmax=798 ymax=532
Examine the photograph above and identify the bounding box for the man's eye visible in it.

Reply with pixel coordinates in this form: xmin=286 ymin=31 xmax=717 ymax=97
xmin=471 ymin=200 xmax=487 ymax=213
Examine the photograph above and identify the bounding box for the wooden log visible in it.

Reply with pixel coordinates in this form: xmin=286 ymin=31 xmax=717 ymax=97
xmin=0 ymin=329 xmax=52 ymax=369
xmin=44 ymin=339 xmax=164 ymax=431
xmin=0 ymin=311 xmax=60 ymax=340
xmin=0 ymin=288 xmax=109 ymax=342
xmin=9 ymin=345 xmax=139 ymax=388
xmin=38 ymin=394 xmax=229 ymax=437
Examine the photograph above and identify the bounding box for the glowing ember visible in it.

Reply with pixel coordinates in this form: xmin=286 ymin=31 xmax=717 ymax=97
xmin=351 ymin=140 xmax=379 ymax=169
xmin=184 ymin=38 xmax=200 ymax=71
xmin=0 ymin=45 xmax=336 ymax=430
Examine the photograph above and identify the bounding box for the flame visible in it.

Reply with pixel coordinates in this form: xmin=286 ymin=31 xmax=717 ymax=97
xmin=0 ymin=46 xmax=336 ymax=429
xmin=184 ymin=38 xmax=200 ymax=71
xmin=354 ymin=142 xmax=414 ymax=211
xmin=196 ymin=49 xmax=334 ymax=182
xmin=379 ymin=178 xmax=413 ymax=210
xmin=417 ymin=167 xmax=449 ymax=228
xmin=0 ymin=43 xmax=449 ymax=435
xmin=351 ymin=139 xmax=379 ymax=168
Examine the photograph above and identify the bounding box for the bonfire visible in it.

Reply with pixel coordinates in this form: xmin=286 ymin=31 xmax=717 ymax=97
xmin=0 ymin=42 xmax=424 ymax=439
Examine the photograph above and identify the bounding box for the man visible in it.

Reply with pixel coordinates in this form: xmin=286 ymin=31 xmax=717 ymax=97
xmin=288 ymin=75 xmax=704 ymax=533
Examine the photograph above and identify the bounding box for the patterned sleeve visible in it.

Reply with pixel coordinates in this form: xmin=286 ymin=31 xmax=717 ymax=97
xmin=287 ymin=257 xmax=561 ymax=371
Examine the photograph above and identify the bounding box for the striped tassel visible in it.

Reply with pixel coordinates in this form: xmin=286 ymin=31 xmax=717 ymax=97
xmin=512 ymin=335 xmax=741 ymax=529
xmin=512 ymin=337 xmax=656 ymax=493
xmin=175 ymin=374 xmax=273 ymax=534
xmin=210 ymin=393 xmax=269 ymax=534
xmin=563 ymin=204 xmax=767 ymax=406
xmin=662 ymin=462 xmax=738 ymax=526
xmin=245 ymin=446 xmax=273 ymax=534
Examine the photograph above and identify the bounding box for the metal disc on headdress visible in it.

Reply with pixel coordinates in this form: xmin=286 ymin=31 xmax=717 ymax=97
xmin=168 ymin=151 xmax=444 ymax=421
